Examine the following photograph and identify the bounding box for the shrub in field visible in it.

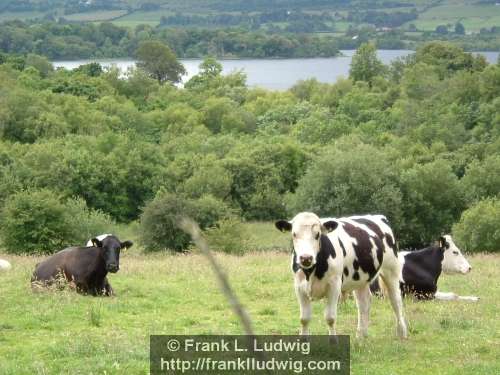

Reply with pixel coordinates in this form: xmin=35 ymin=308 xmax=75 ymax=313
xmin=461 ymin=155 xmax=500 ymax=204
xmin=452 ymin=199 xmax=500 ymax=253
xmin=1 ymin=189 xmax=69 ymax=254
xmin=63 ymin=198 xmax=115 ymax=245
xmin=139 ymin=191 xmax=190 ymax=252
xmin=287 ymin=141 xmax=403 ymax=229
xmin=399 ymin=159 xmax=465 ymax=247
xmin=139 ymin=191 xmax=233 ymax=251
xmin=205 ymin=217 xmax=249 ymax=255
xmin=0 ymin=189 xmax=112 ymax=254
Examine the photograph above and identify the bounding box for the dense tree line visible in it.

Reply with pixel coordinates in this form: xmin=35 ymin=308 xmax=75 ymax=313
xmin=347 ymin=9 xmax=417 ymax=28
xmin=3 ymin=18 xmax=500 ymax=64
xmin=1 ymin=41 xmax=500 ymax=253
xmin=0 ymin=21 xmax=341 ymax=59
xmin=159 ymin=10 xmax=335 ymax=32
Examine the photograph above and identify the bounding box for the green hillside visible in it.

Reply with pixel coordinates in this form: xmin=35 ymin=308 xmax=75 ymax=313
xmin=1 ymin=1 xmax=499 ymax=33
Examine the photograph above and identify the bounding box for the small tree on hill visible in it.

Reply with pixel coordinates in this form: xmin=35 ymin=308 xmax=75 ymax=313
xmin=435 ymin=25 xmax=448 ymax=35
xmin=455 ymin=22 xmax=465 ymax=35
xmin=136 ymin=40 xmax=186 ymax=84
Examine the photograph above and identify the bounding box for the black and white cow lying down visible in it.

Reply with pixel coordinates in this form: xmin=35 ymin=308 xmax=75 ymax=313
xmin=276 ymin=212 xmax=407 ymax=338
xmin=370 ymin=235 xmax=478 ymax=301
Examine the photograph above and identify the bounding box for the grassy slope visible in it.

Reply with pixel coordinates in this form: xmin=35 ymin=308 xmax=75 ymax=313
xmin=405 ymin=2 xmax=500 ymax=32
xmin=62 ymin=10 xmax=129 ymax=22
xmin=2 ymin=1 xmax=500 ymax=34
xmin=0 ymin=223 xmax=499 ymax=374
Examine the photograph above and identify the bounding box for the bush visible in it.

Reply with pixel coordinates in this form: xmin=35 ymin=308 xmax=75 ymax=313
xmin=287 ymin=141 xmax=403 ymax=228
xmin=205 ymin=217 xmax=249 ymax=255
xmin=139 ymin=191 xmax=233 ymax=251
xmin=461 ymin=155 xmax=500 ymax=204
xmin=452 ymin=199 xmax=500 ymax=253
xmin=63 ymin=198 xmax=115 ymax=245
xmin=399 ymin=159 xmax=465 ymax=247
xmin=0 ymin=189 xmax=113 ymax=254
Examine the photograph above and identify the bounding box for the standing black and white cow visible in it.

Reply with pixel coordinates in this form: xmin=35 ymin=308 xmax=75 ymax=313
xmin=371 ymin=235 xmax=478 ymax=301
xmin=275 ymin=212 xmax=407 ymax=338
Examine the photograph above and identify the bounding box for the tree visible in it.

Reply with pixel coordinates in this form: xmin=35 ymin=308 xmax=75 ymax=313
xmin=288 ymin=140 xmax=403 ymax=230
xmin=452 ymin=198 xmax=500 ymax=253
xmin=136 ymin=40 xmax=186 ymax=84
xmin=461 ymin=155 xmax=500 ymax=204
xmin=435 ymin=25 xmax=448 ymax=35
xmin=349 ymin=42 xmax=385 ymax=87
xmin=454 ymin=22 xmax=465 ymax=35
xmin=25 ymin=53 xmax=53 ymax=77
xmin=399 ymin=159 xmax=465 ymax=247
xmin=184 ymin=57 xmax=223 ymax=90
xmin=0 ymin=189 xmax=112 ymax=254
xmin=139 ymin=191 xmax=233 ymax=251
xmin=415 ymin=41 xmax=487 ymax=78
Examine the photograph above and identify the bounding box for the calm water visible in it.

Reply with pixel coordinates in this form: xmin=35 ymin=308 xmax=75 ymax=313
xmin=53 ymin=50 xmax=500 ymax=90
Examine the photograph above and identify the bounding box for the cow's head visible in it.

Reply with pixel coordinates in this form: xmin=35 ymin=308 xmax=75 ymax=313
xmin=275 ymin=212 xmax=338 ymax=269
xmin=439 ymin=235 xmax=471 ymax=274
xmin=91 ymin=236 xmax=134 ymax=273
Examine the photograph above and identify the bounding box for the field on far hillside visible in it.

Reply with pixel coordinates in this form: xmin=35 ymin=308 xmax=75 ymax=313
xmin=405 ymin=3 xmax=500 ymax=32
xmin=0 ymin=222 xmax=499 ymax=374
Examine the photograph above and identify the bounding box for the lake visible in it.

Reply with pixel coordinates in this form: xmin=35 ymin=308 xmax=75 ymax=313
xmin=53 ymin=50 xmax=500 ymax=90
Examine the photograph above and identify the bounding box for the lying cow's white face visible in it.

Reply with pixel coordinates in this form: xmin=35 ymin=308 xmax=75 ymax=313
xmin=440 ymin=235 xmax=471 ymax=274
xmin=275 ymin=212 xmax=337 ymax=269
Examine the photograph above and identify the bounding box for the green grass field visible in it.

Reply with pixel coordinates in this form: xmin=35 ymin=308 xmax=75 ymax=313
xmin=0 ymin=11 xmax=46 ymax=22
xmin=407 ymin=3 xmax=500 ymax=32
xmin=112 ymin=9 xmax=175 ymax=27
xmin=0 ymin=222 xmax=499 ymax=374
xmin=62 ymin=10 xmax=129 ymax=22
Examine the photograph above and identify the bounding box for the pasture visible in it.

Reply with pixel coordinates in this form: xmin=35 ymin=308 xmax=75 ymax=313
xmin=407 ymin=3 xmax=500 ymax=32
xmin=62 ymin=10 xmax=129 ymax=22
xmin=0 ymin=223 xmax=498 ymax=374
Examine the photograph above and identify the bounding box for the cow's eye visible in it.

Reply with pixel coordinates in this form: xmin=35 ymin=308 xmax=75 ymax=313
xmin=452 ymin=251 xmax=459 ymax=255
xmin=292 ymin=232 xmax=297 ymax=238
xmin=315 ymin=233 xmax=320 ymax=240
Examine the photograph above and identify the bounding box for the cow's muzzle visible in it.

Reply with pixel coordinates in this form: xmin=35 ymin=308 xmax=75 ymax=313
xmin=299 ymin=255 xmax=314 ymax=269
xmin=107 ymin=264 xmax=119 ymax=273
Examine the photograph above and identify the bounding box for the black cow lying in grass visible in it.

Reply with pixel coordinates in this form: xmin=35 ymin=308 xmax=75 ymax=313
xmin=370 ymin=235 xmax=478 ymax=301
xmin=31 ymin=235 xmax=133 ymax=296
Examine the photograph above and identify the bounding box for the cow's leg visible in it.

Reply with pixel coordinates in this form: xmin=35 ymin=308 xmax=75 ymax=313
xmin=435 ymin=291 xmax=479 ymax=302
xmin=324 ymin=277 xmax=342 ymax=335
xmin=103 ymin=277 xmax=114 ymax=296
xmin=296 ymin=287 xmax=312 ymax=335
xmin=380 ymin=272 xmax=408 ymax=339
xmin=354 ymin=284 xmax=371 ymax=338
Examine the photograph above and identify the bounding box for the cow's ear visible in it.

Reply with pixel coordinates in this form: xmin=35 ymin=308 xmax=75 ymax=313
xmin=275 ymin=220 xmax=292 ymax=232
xmin=323 ymin=220 xmax=338 ymax=233
xmin=121 ymin=240 xmax=133 ymax=249
xmin=92 ymin=238 xmax=103 ymax=248
xmin=438 ymin=236 xmax=446 ymax=250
